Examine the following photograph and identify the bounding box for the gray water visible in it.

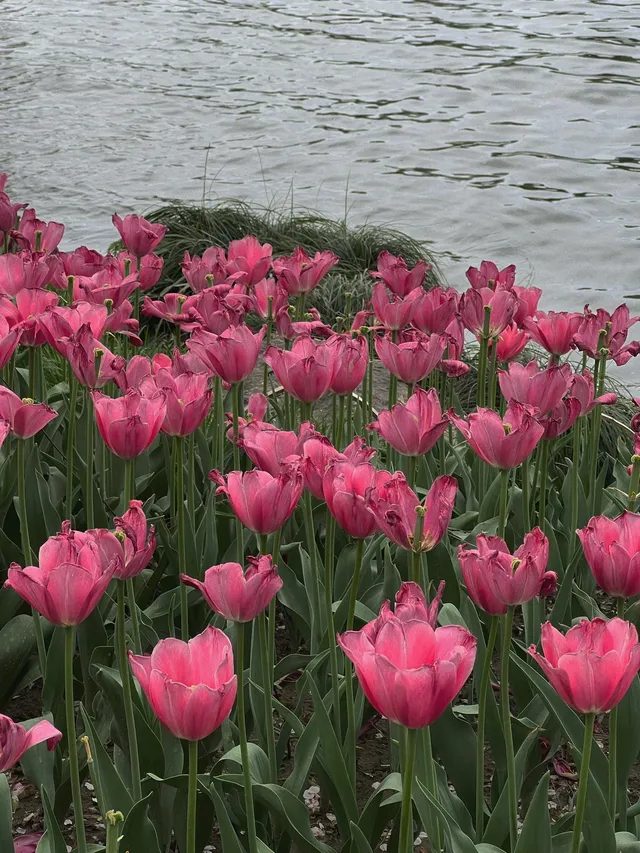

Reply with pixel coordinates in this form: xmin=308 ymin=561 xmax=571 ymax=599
xmin=2 ymin=0 xmax=640 ymax=315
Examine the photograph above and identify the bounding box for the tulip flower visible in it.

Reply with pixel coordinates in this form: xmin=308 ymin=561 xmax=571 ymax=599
xmin=523 ymin=310 xmax=582 ymax=356
xmin=64 ymin=325 xmax=126 ymax=389
xmin=129 ymin=627 xmax=237 ymax=740
xmin=225 ymin=236 xmax=272 ymax=288
xmin=113 ymin=251 xmax=164 ymax=291
xmin=0 ymin=289 xmax=59 ymax=346
xmin=112 ymin=213 xmax=167 ymax=256
xmin=301 ymin=435 xmax=376 ymax=499
xmin=191 ymin=289 xmax=247 ymax=335
xmin=0 ymin=387 xmax=57 ymax=438
xmin=273 ymin=247 xmax=339 ymax=295
xmin=369 ymin=251 xmax=429 ymax=298
xmin=0 ymin=315 xmax=22 ymax=369
xmin=5 ymin=532 xmax=117 ymax=626
xmin=154 ymin=368 xmax=213 ymax=436
xmin=410 ymin=286 xmax=459 ymax=335
xmin=60 ymin=246 xmax=105 ymax=277
xmin=374 ymin=329 xmax=447 ymax=385
xmin=368 ymin=387 xmax=447 ymax=456
xmin=142 ymin=292 xmax=201 ymax=330
xmin=239 ymin=420 xmax=318 ymax=476
xmin=40 ymin=302 xmax=110 ymax=354
xmin=449 ymin=402 xmax=544 ymax=469
xmin=577 ymin=511 xmax=640 ymax=598
xmin=327 ymin=332 xmax=369 ymax=395
xmin=466 ymin=260 xmax=516 ymax=291
xmin=0 ymin=192 xmax=26 ymax=238
xmin=529 ymin=618 xmax=640 ymax=714
xmin=366 ymin=472 xmax=457 ymax=552
xmin=337 ymin=587 xmax=476 ymax=728
xmin=211 ymin=461 xmax=304 ymax=534
xmin=114 ymin=500 xmax=157 ymax=579
xmin=263 ymin=336 xmax=335 ymax=402
xmin=181 ymin=556 xmax=282 ymax=623
xmin=460 ymin=287 xmax=518 ymax=338
xmin=370 ymin=281 xmax=421 ymax=330
xmin=323 ymin=459 xmax=383 ymax=539
xmin=0 ymin=251 xmax=52 ymax=294
xmin=274 ymin=305 xmax=333 ymax=341
xmin=512 ymin=285 xmax=542 ymax=326
xmin=187 ymin=324 xmax=265 ymax=384
xmin=540 ymin=396 xmax=582 ymax=439
xmin=0 ymin=714 xmax=62 ymax=772
xmin=498 ymin=361 xmax=573 ymax=415
xmin=574 ymin=304 xmax=640 ymax=366
xmin=14 ymin=834 xmax=43 ymax=853
xmin=182 ymin=247 xmax=229 ymax=291
xmin=252 ymin=277 xmax=288 ymax=319
xmin=492 ymin=322 xmax=529 ymax=363
xmin=10 ymin=208 xmax=64 ymax=253
xmin=91 ymin=389 xmax=167 ymax=458
xmin=569 ymin=370 xmax=617 ymax=416
xmin=457 ymin=529 xmax=555 ymax=615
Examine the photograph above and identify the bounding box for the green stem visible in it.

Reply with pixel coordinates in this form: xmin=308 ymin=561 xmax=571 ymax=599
xmin=105 ymin=811 xmax=123 ymax=853
xmin=337 ymin=394 xmax=346 ymax=451
xmin=176 ymin=438 xmax=189 ymax=640
xmin=588 ymin=348 xmax=608 ymax=516
xmin=232 ymin=384 xmax=244 ymax=565
xmin=212 ymin=376 xmax=222 ymax=472
xmin=324 ymin=513 xmax=341 ymax=741
xmin=407 ymin=455 xmax=418 ymax=491
xmin=628 ymin=455 xmax=640 ymax=511
xmin=475 ymin=616 xmax=499 ymax=842
xmin=388 ymin=329 xmax=399 ymax=413
xmin=498 ymin=468 xmax=510 ymax=539
xmin=610 ymin=597 xmax=626 ymax=829
xmin=65 ymin=626 xmax=88 ymax=853
xmin=570 ymin=418 xmax=581 ymax=549
xmin=258 ymin=610 xmax=278 ymax=783
xmin=345 ymin=538 xmax=365 ymax=788
xmin=236 ymin=623 xmax=259 ymax=853
xmin=85 ymin=392 xmax=95 ymax=528
xmin=521 ymin=455 xmax=530 ymax=534
xmin=116 ymin=581 xmax=142 ymax=800
xmin=572 ymin=713 xmax=595 ymax=853
xmin=188 ymin=432 xmax=196 ymax=520
xmin=500 ymin=606 xmax=518 ymax=850
xmin=186 ymin=739 xmax=198 ymax=853
xmin=476 ymin=312 xmax=491 ymax=409
xmin=487 ymin=337 xmax=499 ymax=410
xmin=423 ymin=726 xmax=442 ymax=853
xmin=399 ymin=728 xmax=417 ymax=853
xmin=28 ymin=346 xmax=36 ymax=398
xmin=123 ymin=459 xmax=142 ymax=655
xmin=538 ymin=440 xmax=550 ymax=534
xmin=303 ymin=492 xmax=323 ymax=654
xmin=263 ymin=298 xmax=273 ymax=395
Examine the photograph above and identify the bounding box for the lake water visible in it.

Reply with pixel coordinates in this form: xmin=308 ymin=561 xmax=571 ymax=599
xmin=2 ymin=0 xmax=640 ymax=315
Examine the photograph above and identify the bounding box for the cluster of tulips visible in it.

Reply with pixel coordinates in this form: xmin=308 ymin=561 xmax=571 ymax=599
xmin=2 ymin=171 xmax=640 ymax=853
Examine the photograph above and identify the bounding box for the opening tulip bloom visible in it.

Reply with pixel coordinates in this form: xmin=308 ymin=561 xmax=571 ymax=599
xmin=0 ymin=289 xmax=59 ymax=346
xmin=211 ymin=462 xmax=304 ymax=534
xmin=0 ymin=714 xmax=62 ymax=772
xmin=370 ymin=282 xmax=421 ymax=331
xmin=154 ymin=368 xmax=213 ymax=436
xmin=115 ymin=251 xmax=164 ymax=291
xmin=11 ymin=208 xmax=64 ymax=254
xmin=112 ymin=213 xmax=167 ymax=256
xmin=528 ymin=618 xmax=640 ymax=714
xmin=187 ymin=324 xmax=265 ymax=384
xmin=0 ymin=252 xmax=52 ymax=295
xmin=129 ymin=627 xmax=237 ymax=741
xmin=327 ymin=332 xmax=369 ymax=395
xmin=523 ymin=310 xmax=582 ymax=356
xmin=460 ymin=287 xmax=518 ymax=338
xmin=449 ymin=402 xmax=544 ymax=469
xmin=114 ymin=500 xmax=157 ymax=579
xmin=512 ymin=285 xmax=542 ymax=327
xmin=182 ymin=247 xmax=229 ymax=291
xmin=367 ymin=387 xmax=447 ymax=456
xmin=181 ymin=556 xmax=282 ymax=623
xmin=239 ymin=420 xmax=319 ymax=476
xmin=410 ymin=286 xmax=459 ymax=335
xmin=273 ymin=247 xmax=339 ymax=295
xmin=91 ymin=389 xmax=167 ymax=459
xmin=374 ymin=329 xmax=447 ymax=385
xmin=63 ymin=325 xmax=126 ymax=389
xmin=569 ymin=370 xmax=617 ymax=416
xmin=338 ymin=584 xmax=476 ymax=728
xmin=466 ymin=260 xmax=516 ymax=291
xmin=578 ymin=511 xmax=640 ymax=598
xmin=492 ymin=322 xmax=530 ymax=363
xmin=366 ymin=472 xmax=457 ymax=552
xmin=0 ymin=315 xmax=22 ymax=369
xmin=323 ymin=459 xmax=385 ymax=539
xmin=263 ymin=336 xmax=335 ymax=402
xmin=498 ymin=361 xmax=573 ymax=415
xmin=457 ymin=529 xmax=555 ymax=615
xmin=0 ymin=387 xmax=57 ymax=438
xmin=369 ymin=251 xmax=429 ymax=298
xmin=225 ymin=236 xmax=273 ymax=288
xmin=301 ymin=435 xmax=376 ymax=500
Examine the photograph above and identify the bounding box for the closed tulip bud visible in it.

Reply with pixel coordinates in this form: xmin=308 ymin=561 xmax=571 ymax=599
xmin=112 ymin=213 xmax=167 ymax=256
xmin=263 ymin=336 xmax=335 ymax=402
xmin=498 ymin=360 xmax=573 ymax=415
xmin=0 ymin=387 xmax=57 ymax=439
xmin=181 ymin=555 xmax=282 ymax=622
xmin=323 ymin=459 xmax=382 ymax=539
xmin=449 ymin=402 xmax=544 ymax=469
xmin=129 ymin=627 xmax=237 ymax=740
xmin=211 ymin=462 xmax=304 ymax=534
xmin=529 ymin=618 xmax=640 ymax=714
xmin=327 ymin=332 xmax=369 ymax=395
xmin=577 ymin=512 xmax=640 ymax=598
xmin=338 ymin=587 xmax=476 ymax=728
xmin=91 ymin=389 xmax=167 ymax=458
xmin=375 ymin=329 xmax=447 ymax=384
xmin=0 ymin=714 xmax=61 ymax=773
xmin=367 ymin=387 xmax=447 ymax=456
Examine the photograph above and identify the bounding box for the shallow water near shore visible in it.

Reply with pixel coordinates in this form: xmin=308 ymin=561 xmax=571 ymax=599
xmin=2 ymin=1 xmax=639 ymax=320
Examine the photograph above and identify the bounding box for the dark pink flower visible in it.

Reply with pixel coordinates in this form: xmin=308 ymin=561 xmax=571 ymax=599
xmin=114 ymin=500 xmax=156 ymax=579
xmin=327 ymin=332 xmax=369 ymax=395
xmin=252 ymin=277 xmax=288 ymax=319
xmin=492 ymin=322 xmax=530 ymax=363
xmin=211 ymin=462 xmax=304 ymax=534
xmin=375 ymin=329 xmax=446 ymax=384
xmin=368 ymin=387 xmax=447 ymax=456
xmin=569 ymin=371 xmax=617 ymax=416
xmin=0 ymin=715 xmax=61 ymax=772
xmin=466 ymin=261 xmax=515 ymax=291
xmin=323 ymin=459 xmax=382 ymax=539
xmin=449 ymin=402 xmax=544 ymax=469
xmin=0 ymin=387 xmax=57 ymax=438
xmin=115 ymin=252 xmax=164 ymax=291
xmin=370 ymin=282 xmax=421 ymax=330
xmin=91 ymin=389 xmax=167 ymax=459
xmin=64 ymin=325 xmax=126 ymax=389
xmin=10 ymin=208 xmax=64 ymax=253
xmin=154 ymin=368 xmax=213 ymax=436
xmin=410 ymin=287 xmax=459 ymax=335
xmin=182 ymin=247 xmax=229 ymax=291
xmin=142 ymin=293 xmax=201 ymax=330
xmin=181 ymin=556 xmax=282 ymax=622
xmin=273 ymin=247 xmax=339 ymax=295
xmin=187 ymin=324 xmax=265 ymax=384
xmin=60 ymin=246 xmax=105 ymax=277
xmin=512 ymin=286 xmax=542 ymax=327
xmin=0 ymin=252 xmax=53 ymax=295
xmin=369 ymin=251 xmax=429 ymax=298
xmin=523 ymin=310 xmax=582 ymax=356
xmin=264 ymin=336 xmax=335 ymax=402
xmin=301 ymin=435 xmax=376 ymax=500
xmin=225 ymin=236 xmax=272 ymax=288
xmin=112 ymin=213 xmax=167 ymax=256
xmin=460 ymin=287 xmax=518 ymax=338
xmin=498 ymin=360 xmax=573 ymax=415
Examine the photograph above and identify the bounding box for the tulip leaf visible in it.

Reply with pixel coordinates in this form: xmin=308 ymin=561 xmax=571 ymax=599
xmin=415 ymin=778 xmax=478 ymax=853
xmin=277 ymin=547 xmax=311 ymax=630
xmin=215 ymin=742 xmax=271 ymax=784
xmin=19 ymin=714 xmax=57 ymax=801
xmin=283 ymin=715 xmax=320 ymax=797
xmin=615 ymin=831 xmax=640 ymax=851
xmin=0 ymin=773 xmax=13 ymax=853
xmin=208 ymin=781 xmax=246 ymax=853
xmin=118 ymin=792 xmax=162 ymax=853
xmin=80 ymin=706 xmax=134 ymax=817
xmin=38 ymin=785 xmax=69 ymax=853
xmin=0 ymin=613 xmax=37 ymax=708
xmin=430 ymin=705 xmax=477 ymax=818
xmin=356 ymin=773 xmax=402 ymax=849
xmin=514 ymin=771 xmax=551 ymax=853
xmin=614 ymin=676 xmax=640 ymax=829
xmin=253 ymin=783 xmax=333 ymax=853
xmin=349 ymin=821 xmax=375 ymax=853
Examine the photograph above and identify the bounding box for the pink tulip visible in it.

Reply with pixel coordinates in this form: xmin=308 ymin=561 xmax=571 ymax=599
xmin=369 ymin=251 xmax=429 ymax=298
xmin=75 ymin=269 xmax=139 ymax=309
xmin=142 ymin=293 xmax=201 ymax=329
xmin=6 ymin=530 xmax=116 ymax=625
xmin=192 ymin=288 xmax=247 ymax=334
xmin=273 ymin=247 xmax=339 ymax=295
xmin=512 ymin=286 xmax=542 ymax=327
xmin=0 ymin=192 xmax=26 ymax=237
xmin=60 ymin=246 xmax=105 ymax=277
xmin=229 ymin=391 xmax=269 ymax=439
xmin=449 ymin=402 xmax=544 ymax=469
xmin=115 ymin=252 xmax=164 ymax=291
xmin=338 ymin=587 xmax=476 ymax=728
xmin=187 ymin=324 xmax=265 ymax=384
xmin=540 ymin=396 xmax=582 ymax=440
xmin=0 ymin=252 xmax=52 ymax=295
xmin=460 ymin=287 xmax=518 ymax=338
xmin=327 ymin=332 xmax=369 ymax=395
xmin=528 ymin=618 xmax=640 ymax=714
xmin=577 ymin=512 xmax=640 ymax=598
xmin=274 ymin=305 xmax=333 ymax=341
xmin=64 ymin=325 xmax=126 ymax=389
xmin=40 ymin=302 xmax=109 ymax=354
xmin=0 ymin=714 xmax=61 ymax=772
xmin=14 ymin=833 xmax=44 ymax=853
xmin=323 ymin=459 xmax=383 ymax=539
xmin=301 ymin=435 xmax=376 ymax=500
xmin=252 ymin=277 xmax=288 ymax=319
xmin=225 ymin=236 xmax=272 ymax=288
xmin=370 ymin=282 xmax=421 ymax=330
xmin=0 ymin=387 xmax=57 ymax=438
xmin=10 ymin=208 xmax=64 ymax=253
xmin=151 ymin=348 xmax=211 ymax=379
xmin=113 ymin=355 xmax=157 ymax=392
xmin=91 ymin=389 xmax=167 ymax=458
xmin=263 ymin=336 xmax=334 ymax=402
xmin=569 ymin=371 xmax=617 ymax=416
xmin=112 ymin=213 xmax=167 ymax=256
xmin=181 ymin=556 xmax=282 ymax=622
xmin=211 ymin=462 xmax=304 ymax=534
xmin=129 ymin=627 xmax=236 ymax=740
xmin=574 ymin=304 xmax=640 ymax=366
xmin=0 ymin=289 xmax=59 ymax=347
xmin=368 ymin=387 xmax=447 ymax=456
xmin=154 ymin=368 xmax=212 ymax=436
xmin=498 ymin=361 xmax=573 ymax=415
xmin=466 ymin=261 xmax=516 ymax=291
xmin=239 ymin=420 xmax=318 ymax=476
xmin=182 ymin=247 xmax=229 ymax=291
xmin=114 ymin=500 xmax=156 ymax=579
xmin=457 ymin=528 xmax=555 ymax=615
xmin=492 ymin=322 xmax=529 ymax=363
xmin=523 ymin=311 xmax=582 ymax=356
xmin=351 ymin=309 xmax=374 ymax=331
xmin=366 ymin=472 xmax=457 ymax=552
xmin=410 ymin=286 xmax=459 ymax=335
xmin=375 ymin=329 xmax=446 ymax=384
xmin=0 ymin=316 xmax=22 ymax=369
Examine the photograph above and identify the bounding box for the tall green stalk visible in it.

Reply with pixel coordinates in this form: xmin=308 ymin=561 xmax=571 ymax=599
xmin=263 ymin=297 xmax=274 ymax=395
xmin=487 ymin=338 xmax=499 ymax=410
xmin=498 ymin=468 xmax=510 ymax=539
xmin=475 ymin=616 xmax=499 ymax=842
xmin=258 ymin=609 xmax=277 ymax=783
xmin=116 ymin=581 xmax=142 ymax=801
xmin=65 ymin=626 xmax=88 ymax=853
xmin=570 ymin=418 xmax=581 ymax=553
xmin=188 ymin=432 xmax=196 ymax=519
xmin=500 ymin=606 xmax=518 ymax=850
xmin=186 ymin=739 xmax=199 ymax=853
xmin=232 ymin=384 xmax=244 ymax=565
xmin=344 ymin=538 xmax=365 ymax=788
xmin=537 ymin=440 xmax=550 ymax=533
xmin=609 ymin=596 xmax=626 ymax=829
xmin=521 ymin=455 xmax=530 ymax=534
xmin=123 ymin=459 xmax=142 ymax=654
xmin=476 ymin=308 xmax=492 ymax=409
xmin=422 ymin=726 xmax=442 ymax=852
xmin=236 ymin=623 xmax=259 ymax=853
xmin=399 ymin=728 xmax=417 ymax=853
xmin=84 ymin=391 xmax=95 ymax=529
xmin=572 ymin=713 xmax=595 ymax=853
xmin=588 ymin=343 xmax=608 ymax=516
xmin=323 ymin=513 xmax=342 ymax=740
xmin=175 ymin=437 xmax=189 ymax=640
xmin=628 ymin=455 xmax=640 ymax=512
xmin=303 ymin=492 xmax=323 ymax=654
xmin=105 ymin=811 xmax=123 ymax=853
